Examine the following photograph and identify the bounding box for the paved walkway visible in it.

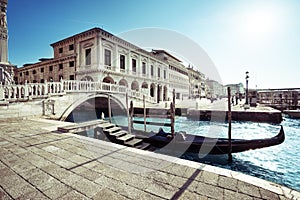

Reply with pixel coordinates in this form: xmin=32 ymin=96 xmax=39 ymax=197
xmin=0 ymin=118 xmax=299 ymax=200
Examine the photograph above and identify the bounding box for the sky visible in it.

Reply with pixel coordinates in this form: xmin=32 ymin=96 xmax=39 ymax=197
xmin=6 ymin=0 xmax=300 ymax=89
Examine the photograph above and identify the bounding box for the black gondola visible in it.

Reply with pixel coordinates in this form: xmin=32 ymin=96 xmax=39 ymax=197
xmin=134 ymin=125 xmax=285 ymax=154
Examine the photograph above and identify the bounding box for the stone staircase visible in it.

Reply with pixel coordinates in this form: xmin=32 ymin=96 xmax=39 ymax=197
xmin=94 ymin=122 xmax=151 ymax=150
xmin=58 ymin=119 xmax=152 ymax=150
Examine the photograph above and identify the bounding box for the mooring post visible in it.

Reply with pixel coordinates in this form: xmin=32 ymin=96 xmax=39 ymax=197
xmin=108 ymin=94 xmax=112 ymax=123
xmin=227 ymin=87 xmax=233 ymax=162
xmin=171 ymin=89 xmax=175 ymax=137
xmin=170 ymin=102 xmax=175 ymax=137
xmin=130 ymin=100 xmax=133 ymax=131
xmin=172 ymin=89 xmax=175 ymax=108
xmin=143 ymin=95 xmax=146 ymax=132
xmin=126 ymin=93 xmax=131 ymax=134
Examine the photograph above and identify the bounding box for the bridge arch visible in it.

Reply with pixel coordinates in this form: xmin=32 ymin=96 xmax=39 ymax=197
xmin=60 ymin=93 xmax=126 ymax=121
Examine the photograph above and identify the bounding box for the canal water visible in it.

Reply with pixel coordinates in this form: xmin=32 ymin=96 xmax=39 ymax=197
xmin=69 ymin=111 xmax=300 ymax=191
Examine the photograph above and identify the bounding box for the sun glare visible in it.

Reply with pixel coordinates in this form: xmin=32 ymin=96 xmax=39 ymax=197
xmin=238 ymin=7 xmax=280 ymax=42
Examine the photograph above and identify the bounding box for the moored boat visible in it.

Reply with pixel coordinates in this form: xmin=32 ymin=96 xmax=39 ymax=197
xmin=134 ymin=126 xmax=285 ymax=154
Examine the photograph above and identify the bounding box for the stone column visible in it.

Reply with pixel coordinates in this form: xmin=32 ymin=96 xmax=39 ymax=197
xmin=0 ymin=85 xmax=4 ymax=100
xmin=0 ymin=0 xmax=8 ymax=64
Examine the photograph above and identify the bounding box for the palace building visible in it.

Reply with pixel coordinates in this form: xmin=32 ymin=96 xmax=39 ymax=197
xmin=151 ymin=49 xmax=190 ymax=100
xmin=15 ymin=27 xmax=207 ymax=102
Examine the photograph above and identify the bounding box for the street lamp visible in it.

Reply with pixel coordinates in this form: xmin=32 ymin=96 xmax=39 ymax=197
xmin=245 ymin=71 xmax=249 ymax=105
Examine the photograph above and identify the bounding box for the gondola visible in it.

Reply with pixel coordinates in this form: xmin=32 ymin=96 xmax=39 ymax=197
xmin=134 ymin=125 xmax=285 ymax=154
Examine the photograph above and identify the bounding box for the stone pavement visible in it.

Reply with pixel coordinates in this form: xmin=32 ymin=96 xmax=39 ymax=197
xmin=0 ymin=118 xmax=299 ymax=200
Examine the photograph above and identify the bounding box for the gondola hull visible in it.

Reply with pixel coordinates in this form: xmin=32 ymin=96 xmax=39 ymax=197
xmin=135 ymin=125 xmax=285 ymax=154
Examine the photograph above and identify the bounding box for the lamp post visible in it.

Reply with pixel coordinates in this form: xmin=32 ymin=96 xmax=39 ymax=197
xmin=245 ymin=71 xmax=249 ymax=105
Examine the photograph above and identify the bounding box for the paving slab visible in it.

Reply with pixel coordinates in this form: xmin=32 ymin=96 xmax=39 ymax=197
xmin=0 ymin=117 xmax=299 ymax=200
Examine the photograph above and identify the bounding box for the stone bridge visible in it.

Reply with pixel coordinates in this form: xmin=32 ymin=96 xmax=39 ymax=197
xmin=0 ymin=80 xmax=156 ymax=120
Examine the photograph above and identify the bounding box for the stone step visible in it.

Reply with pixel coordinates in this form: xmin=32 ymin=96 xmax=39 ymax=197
xmin=58 ymin=120 xmax=105 ymax=133
xmin=117 ymin=134 xmax=135 ymax=143
xmin=135 ymin=142 xmax=151 ymax=150
xmin=124 ymin=138 xmax=143 ymax=147
xmin=99 ymin=123 xmax=115 ymax=129
xmin=104 ymin=126 xmax=122 ymax=134
xmin=110 ymin=130 xmax=127 ymax=138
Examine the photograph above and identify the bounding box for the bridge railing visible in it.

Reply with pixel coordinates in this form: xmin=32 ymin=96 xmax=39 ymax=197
xmin=0 ymin=81 xmax=65 ymax=101
xmin=63 ymin=80 xmax=156 ymax=103
xmin=0 ymin=80 xmax=156 ymax=103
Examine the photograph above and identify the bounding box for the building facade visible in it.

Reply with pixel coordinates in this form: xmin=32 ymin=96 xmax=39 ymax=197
xmin=206 ymin=79 xmax=224 ymax=99
xmin=224 ymin=83 xmax=245 ymax=97
xmin=16 ymin=28 xmax=189 ymax=102
xmin=257 ymin=88 xmax=299 ymax=106
xmin=187 ymin=66 xmax=206 ymax=98
xmin=0 ymin=0 xmax=16 ymax=85
xmin=152 ymin=50 xmax=190 ymax=100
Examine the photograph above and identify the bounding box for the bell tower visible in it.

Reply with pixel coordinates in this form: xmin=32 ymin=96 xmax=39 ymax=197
xmin=0 ymin=0 xmax=16 ymax=85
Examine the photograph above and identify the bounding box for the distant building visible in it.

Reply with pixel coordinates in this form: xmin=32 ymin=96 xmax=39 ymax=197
xmin=206 ymin=79 xmax=224 ymax=99
xmin=224 ymin=83 xmax=245 ymax=96
xmin=0 ymin=0 xmax=16 ymax=85
xmin=257 ymin=88 xmax=300 ymax=108
xmin=187 ymin=66 xmax=206 ymax=98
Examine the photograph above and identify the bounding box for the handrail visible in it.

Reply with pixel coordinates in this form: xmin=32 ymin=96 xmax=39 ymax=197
xmin=0 ymin=80 xmax=156 ymax=103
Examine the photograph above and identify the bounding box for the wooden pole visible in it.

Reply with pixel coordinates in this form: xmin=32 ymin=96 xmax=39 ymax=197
xmin=108 ymin=94 xmax=112 ymax=123
xmin=170 ymin=102 xmax=175 ymax=137
xmin=227 ymin=87 xmax=232 ymax=162
xmin=171 ymin=89 xmax=176 ymax=137
xmin=126 ymin=93 xmax=131 ymax=134
xmin=143 ymin=95 xmax=146 ymax=132
xmin=130 ymin=100 xmax=133 ymax=130
xmin=172 ymin=89 xmax=175 ymax=108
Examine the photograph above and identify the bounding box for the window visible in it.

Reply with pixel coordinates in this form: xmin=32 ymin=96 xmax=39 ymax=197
xmin=164 ymin=70 xmax=166 ymax=79
xmin=59 ymin=75 xmax=63 ymax=80
xmin=142 ymin=62 xmax=146 ymax=74
xmin=104 ymin=49 xmax=111 ymax=66
xmin=120 ymin=55 xmax=125 ymax=70
xmin=40 ymin=67 xmax=44 ymax=73
xmin=19 ymin=73 xmax=22 ymax=77
xmin=85 ymin=48 xmax=91 ymax=65
xmin=49 ymin=66 xmax=53 ymax=71
xmin=158 ymin=68 xmax=161 ymax=77
xmin=69 ymin=44 xmax=74 ymax=51
xmin=59 ymin=64 xmax=63 ymax=70
xmin=69 ymin=75 xmax=75 ymax=80
xmin=25 ymin=71 xmax=29 ymax=76
xmin=33 ymin=70 xmax=36 ymax=74
xmin=151 ymin=65 xmax=154 ymax=76
xmin=132 ymin=59 xmax=136 ymax=72
xmin=69 ymin=61 xmax=74 ymax=67
xmin=59 ymin=48 xmax=63 ymax=54
xmin=40 ymin=79 xmax=44 ymax=83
